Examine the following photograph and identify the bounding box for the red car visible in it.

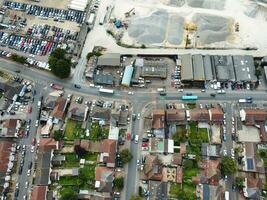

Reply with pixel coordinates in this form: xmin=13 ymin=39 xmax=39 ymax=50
xmin=27 ymin=106 xmax=32 ymax=113
xmin=32 ymin=138 xmax=36 ymax=145
xmin=142 ymin=143 xmax=148 ymax=147
xmin=127 ymin=133 xmax=131 ymax=141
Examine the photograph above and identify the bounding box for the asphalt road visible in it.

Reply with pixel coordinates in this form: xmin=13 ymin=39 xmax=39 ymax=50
xmin=2 ymin=58 xmax=267 ymax=199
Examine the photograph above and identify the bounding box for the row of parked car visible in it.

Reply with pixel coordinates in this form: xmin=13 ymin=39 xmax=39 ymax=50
xmin=0 ymin=31 xmax=60 ymax=56
xmin=27 ymin=24 xmax=79 ymax=43
xmin=4 ymin=1 xmax=86 ymax=24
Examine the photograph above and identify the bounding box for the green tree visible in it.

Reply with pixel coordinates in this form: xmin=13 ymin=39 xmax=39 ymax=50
xmin=183 ymin=160 xmax=194 ymax=169
xmin=60 ymin=188 xmax=77 ymax=200
xmin=48 ymin=48 xmax=71 ymax=78
xmin=53 ymin=130 xmax=63 ymax=141
xmin=236 ymin=177 xmax=245 ymax=189
xmin=221 ymin=156 xmax=237 ymax=175
xmin=255 ymin=68 xmax=262 ymax=78
xmin=120 ymin=149 xmax=133 ymax=165
xmin=114 ymin=177 xmax=124 ymax=190
xmin=130 ymin=195 xmax=142 ymax=200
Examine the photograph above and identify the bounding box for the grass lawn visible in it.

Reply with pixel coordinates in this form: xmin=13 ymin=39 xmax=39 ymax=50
xmin=62 ymin=153 xmax=79 ymax=168
xmin=89 ymin=122 xmax=109 ymax=141
xmin=169 ymin=183 xmax=196 ymax=200
xmin=172 ymin=126 xmax=187 ymax=146
xmin=187 ymin=103 xmax=196 ymax=109
xmin=79 ymin=164 xmax=96 ymax=189
xmin=81 ymin=152 xmax=98 ymax=161
xmin=169 ymin=183 xmax=181 ymax=196
xmin=64 ymin=119 xmax=85 ymax=140
xmin=59 ymin=176 xmax=81 ymax=186
xmin=199 ymin=128 xmax=209 ymax=142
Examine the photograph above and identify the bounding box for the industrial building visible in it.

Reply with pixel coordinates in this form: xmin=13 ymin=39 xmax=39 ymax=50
xmin=203 ymin=55 xmax=214 ymax=81
xmin=97 ymin=53 xmax=121 ymax=68
xmin=68 ymin=0 xmax=89 ymax=11
xmin=121 ymin=65 xmax=134 ymax=87
xmin=140 ymin=59 xmax=167 ymax=79
xmin=94 ymin=74 xmax=113 ymax=86
xmin=192 ymin=54 xmax=205 ymax=81
xmin=212 ymin=55 xmax=235 ymax=82
xmin=181 ymin=54 xmax=193 ymax=82
xmin=232 ymin=55 xmax=257 ymax=82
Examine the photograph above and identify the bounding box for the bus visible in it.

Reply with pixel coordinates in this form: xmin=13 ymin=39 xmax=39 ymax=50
xmin=99 ymin=88 xmax=114 ymax=94
xmin=181 ymin=95 xmax=198 ymax=100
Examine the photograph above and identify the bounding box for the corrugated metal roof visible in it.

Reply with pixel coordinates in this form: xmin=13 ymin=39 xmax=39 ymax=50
xmin=192 ymin=54 xmax=205 ymax=80
xmin=212 ymin=55 xmax=235 ymax=81
xmin=97 ymin=53 xmax=121 ymax=66
xmin=203 ymin=55 xmax=213 ymax=80
xmin=121 ymin=65 xmax=134 ymax=87
xmin=181 ymin=54 xmax=193 ymax=80
xmin=233 ymin=55 xmax=257 ymax=82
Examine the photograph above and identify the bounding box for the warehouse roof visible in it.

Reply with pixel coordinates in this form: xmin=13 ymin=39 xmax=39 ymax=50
xmin=97 ymin=53 xmax=121 ymax=66
xmin=181 ymin=54 xmax=193 ymax=81
xmin=232 ymin=55 xmax=257 ymax=82
xmin=192 ymin=54 xmax=205 ymax=81
xmin=121 ymin=65 xmax=134 ymax=87
xmin=203 ymin=55 xmax=213 ymax=80
xmin=94 ymin=74 xmax=113 ymax=85
xmin=212 ymin=55 xmax=235 ymax=81
xmin=140 ymin=59 xmax=167 ymax=78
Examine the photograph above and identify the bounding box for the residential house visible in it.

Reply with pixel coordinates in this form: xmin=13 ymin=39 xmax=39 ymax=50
xmin=111 ymin=110 xmax=129 ymax=126
xmin=200 ymin=159 xmax=220 ymax=185
xmin=171 ymin=153 xmax=182 ymax=167
xmin=31 ymin=186 xmax=48 ymax=200
xmin=99 ymin=139 xmax=117 ymax=168
xmin=95 ymin=166 xmax=114 ymax=193
xmin=202 ymin=184 xmax=222 ymax=200
xmin=0 ymin=140 xmax=15 ymax=196
xmin=0 ymin=119 xmax=20 ymax=137
xmin=152 ymin=109 xmax=165 ymax=138
xmin=166 ymin=109 xmax=186 ymax=125
xmin=143 ymin=154 xmax=163 ymax=181
xmin=244 ymin=177 xmax=263 ymax=199
xmin=68 ymin=102 xmax=88 ymax=121
xmin=189 ymin=108 xmax=210 ymax=122
xmin=51 ymin=97 xmax=67 ymax=120
xmin=201 ymin=143 xmax=220 ymax=159
xmin=209 ymin=107 xmax=224 ymax=123
xmin=35 ymin=138 xmax=60 ymax=186
xmin=148 ymin=181 xmax=168 ymax=200
xmin=91 ymin=107 xmax=111 ymax=123
xmin=240 ymin=108 xmax=267 ymax=125
xmin=176 ymin=166 xmax=183 ymax=184
xmin=242 ymin=142 xmax=265 ymax=174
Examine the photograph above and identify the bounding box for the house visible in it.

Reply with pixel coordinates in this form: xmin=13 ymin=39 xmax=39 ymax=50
xmin=171 ymin=153 xmax=182 ymax=166
xmin=111 ymin=110 xmax=129 ymax=126
xmin=148 ymin=181 xmax=168 ymax=200
xmin=176 ymin=166 xmax=183 ymax=184
xmin=143 ymin=154 xmax=163 ymax=181
xmin=209 ymin=107 xmax=224 ymax=123
xmin=152 ymin=109 xmax=165 ymax=129
xmin=52 ymin=155 xmax=66 ymax=166
xmin=68 ymin=102 xmax=88 ymax=121
xmin=244 ymin=177 xmax=263 ymax=199
xmin=200 ymin=159 xmax=220 ymax=184
xmin=91 ymin=107 xmax=111 ymax=123
xmin=95 ymin=166 xmax=114 ymax=193
xmin=0 ymin=140 xmax=15 ymax=195
xmin=0 ymin=119 xmax=20 ymax=137
xmin=39 ymin=138 xmax=60 ymax=152
xmin=166 ymin=109 xmax=186 ymax=125
xmin=189 ymin=108 xmax=210 ymax=122
xmin=242 ymin=142 xmax=265 ymax=173
xmin=31 ymin=186 xmax=48 ymax=200
xmin=99 ymin=139 xmax=117 ymax=168
xmin=202 ymin=184 xmax=222 ymax=200
xmin=201 ymin=143 xmax=220 ymax=158
xmin=240 ymin=108 xmax=267 ymax=125
xmin=51 ymin=97 xmax=67 ymax=120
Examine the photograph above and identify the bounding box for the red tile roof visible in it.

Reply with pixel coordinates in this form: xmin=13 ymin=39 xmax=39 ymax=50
xmin=152 ymin=109 xmax=165 ymax=129
xmin=176 ymin=166 xmax=183 ymax=183
xmin=51 ymin=97 xmax=67 ymax=120
xmin=244 ymin=108 xmax=267 ymax=124
xmin=39 ymin=138 xmax=58 ymax=152
xmin=209 ymin=107 xmax=224 ymax=122
xmin=31 ymin=186 xmax=47 ymax=200
xmin=166 ymin=109 xmax=186 ymax=124
xmin=95 ymin=166 xmax=112 ymax=181
xmin=100 ymin=139 xmax=117 ymax=165
xmin=190 ymin=108 xmax=210 ymax=122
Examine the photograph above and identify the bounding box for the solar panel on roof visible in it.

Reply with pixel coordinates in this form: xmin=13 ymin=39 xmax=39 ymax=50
xmin=247 ymin=158 xmax=254 ymax=170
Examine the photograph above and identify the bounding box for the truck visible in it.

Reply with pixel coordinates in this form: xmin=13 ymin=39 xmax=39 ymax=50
xmin=86 ymin=13 xmax=95 ymax=26
xmin=37 ymin=101 xmax=41 ymax=108
xmin=99 ymin=13 xmax=105 ymax=25
xmin=239 ymin=98 xmax=252 ymax=103
xmin=50 ymin=83 xmax=63 ymax=90
xmin=225 ymin=191 xmax=229 ymax=200
xmin=99 ymin=88 xmax=114 ymax=94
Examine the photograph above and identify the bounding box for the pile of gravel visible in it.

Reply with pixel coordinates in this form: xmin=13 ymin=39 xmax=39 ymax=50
xmin=128 ymin=10 xmax=184 ymax=45
xmin=187 ymin=0 xmax=225 ymax=10
xmin=192 ymin=13 xmax=231 ymax=44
